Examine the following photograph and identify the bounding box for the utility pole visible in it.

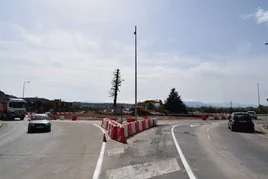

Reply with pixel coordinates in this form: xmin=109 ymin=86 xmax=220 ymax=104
xmin=134 ymin=25 xmax=138 ymax=120
xmin=230 ymin=101 xmax=233 ymax=113
xmin=22 ymin=81 xmax=30 ymax=98
xmin=257 ymin=83 xmax=260 ymax=107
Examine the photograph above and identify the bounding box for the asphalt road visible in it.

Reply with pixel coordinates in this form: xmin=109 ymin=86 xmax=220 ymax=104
xmin=102 ymin=119 xmax=268 ymax=179
xmin=0 ymin=120 xmax=104 ymax=179
xmin=174 ymin=121 xmax=267 ymax=179
xmin=1 ymin=118 xmax=268 ymax=179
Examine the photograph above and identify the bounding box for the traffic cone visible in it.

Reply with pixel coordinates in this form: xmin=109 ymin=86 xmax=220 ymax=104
xmin=103 ymin=133 xmax=107 ymax=142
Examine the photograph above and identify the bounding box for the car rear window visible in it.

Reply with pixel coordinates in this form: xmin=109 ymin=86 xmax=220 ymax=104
xmin=31 ymin=115 xmax=49 ymax=120
xmin=234 ymin=114 xmax=252 ymax=121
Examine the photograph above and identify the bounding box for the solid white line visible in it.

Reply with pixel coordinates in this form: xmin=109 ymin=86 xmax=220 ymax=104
xmin=92 ymin=142 xmax=106 ymax=179
xmin=93 ymin=123 xmax=106 ymax=133
xmin=171 ymin=125 xmax=196 ymax=179
xmin=257 ymin=134 xmax=268 ymax=139
xmin=92 ymin=124 xmax=106 ymax=179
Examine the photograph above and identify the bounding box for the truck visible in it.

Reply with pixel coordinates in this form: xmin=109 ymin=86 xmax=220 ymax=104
xmin=0 ymin=98 xmax=27 ymax=120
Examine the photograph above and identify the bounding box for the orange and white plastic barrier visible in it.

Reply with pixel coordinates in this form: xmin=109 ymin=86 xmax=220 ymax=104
xmin=101 ymin=117 xmax=157 ymax=143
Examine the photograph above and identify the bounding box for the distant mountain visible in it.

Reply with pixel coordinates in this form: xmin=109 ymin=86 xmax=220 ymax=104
xmin=184 ymin=101 xmax=257 ymax=108
xmin=0 ymin=90 xmax=17 ymax=102
xmin=207 ymin=102 xmax=257 ymax=108
xmin=24 ymin=97 xmax=50 ymax=103
xmin=184 ymin=101 xmax=207 ymax=108
xmin=72 ymin=102 xmax=133 ymax=109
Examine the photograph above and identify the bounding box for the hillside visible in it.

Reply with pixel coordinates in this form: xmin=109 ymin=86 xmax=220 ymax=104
xmin=0 ymin=90 xmax=16 ymax=102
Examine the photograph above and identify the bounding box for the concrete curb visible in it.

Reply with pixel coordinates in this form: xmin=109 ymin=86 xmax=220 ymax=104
xmin=260 ymin=124 xmax=268 ymax=133
xmin=256 ymin=124 xmax=268 ymax=134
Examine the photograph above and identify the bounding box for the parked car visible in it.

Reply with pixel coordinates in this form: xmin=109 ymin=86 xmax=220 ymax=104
xmin=228 ymin=112 xmax=254 ymax=132
xmin=28 ymin=114 xmax=51 ymax=133
xmin=247 ymin=111 xmax=257 ymax=119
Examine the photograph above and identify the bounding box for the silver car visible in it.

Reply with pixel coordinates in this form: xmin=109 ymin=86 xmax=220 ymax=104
xmin=28 ymin=114 xmax=51 ymax=133
xmin=247 ymin=111 xmax=257 ymax=119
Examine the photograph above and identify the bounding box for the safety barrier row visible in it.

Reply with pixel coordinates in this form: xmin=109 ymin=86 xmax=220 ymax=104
xmin=212 ymin=113 xmax=229 ymax=120
xmin=27 ymin=112 xmax=77 ymax=121
xmin=101 ymin=117 xmax=157 ymax=143
xmin=192 ymin=114 xmax=229 ymax=121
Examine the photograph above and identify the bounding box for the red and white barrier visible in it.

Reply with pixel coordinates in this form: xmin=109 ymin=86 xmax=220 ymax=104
xmin=131 ymin=122 xmax=136 ymax=135
xmin=101 ymin=117 xmax=157 ymax=143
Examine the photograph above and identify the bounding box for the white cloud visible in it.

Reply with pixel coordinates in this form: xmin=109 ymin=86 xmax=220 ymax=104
xmin=255 ymin=7 xmax=268 ymax=24
xmin=1 ymin=1 xmax=268 ymax=105
xmin=1 ymin=23 xmax=268 ymax=105
xmin=241 ymin=7 xmax=268 ymax=25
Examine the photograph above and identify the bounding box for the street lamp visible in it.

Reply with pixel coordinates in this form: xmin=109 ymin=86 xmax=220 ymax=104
xmin=134 ymin=25 xmax=138 ymax=120
xmin=22 ymin=81 xmax=30 ymax=98
xmin=257 ymin=83 xmax=260 ymax=107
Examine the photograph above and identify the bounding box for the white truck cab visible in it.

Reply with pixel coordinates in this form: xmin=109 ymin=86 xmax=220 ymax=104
xmin=0 ymin=98 xmax=27 ymax=120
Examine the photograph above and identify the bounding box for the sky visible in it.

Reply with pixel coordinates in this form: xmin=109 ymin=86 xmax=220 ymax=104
xmin=1 ymin=0 xmax=268 ymax=105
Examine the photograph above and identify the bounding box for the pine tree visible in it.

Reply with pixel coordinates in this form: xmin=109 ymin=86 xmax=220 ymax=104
xmin=164 ymin=88 xmax=187 ymax=114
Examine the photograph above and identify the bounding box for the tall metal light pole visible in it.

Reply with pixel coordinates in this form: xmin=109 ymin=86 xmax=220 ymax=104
xmin=257 ymin=83 xmax=260 ymax=107
xmin=134 ymin=25 xmax=138 ymax=120
xmin=22 ymin=81 xmax=30 ymax=98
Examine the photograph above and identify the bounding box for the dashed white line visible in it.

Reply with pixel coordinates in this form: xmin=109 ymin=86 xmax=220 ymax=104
xmin=206 ymin=127 xmax=211 ymax=141
xmin=92 ymin=124 xmax=106 ymax=179
xmin=171 ymin=125 xmax=197 ymax=179
xmin=190 ymin=123 xmax=201 ymax=128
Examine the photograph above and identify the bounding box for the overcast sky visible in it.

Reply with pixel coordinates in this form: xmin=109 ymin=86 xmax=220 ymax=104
xmin=1 ymin=0 xmax=268 ymax=105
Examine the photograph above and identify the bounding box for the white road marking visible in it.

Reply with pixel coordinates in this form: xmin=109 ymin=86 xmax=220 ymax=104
xmin=206 ymin=127 xmax=211 ymax=141
xmin=93 ymin=123 xmax=106 ymax=133
xmin=107 ymin=147 xmax=125 ymax=157
xmin=257 ymin=134 xmax=268 ymax=139
xmin=0 ymin=124 xmax=16 ymax=139
xmin=172 ymin=124 xmax=197 ymax=179
xmin=190 ymin=123 xmax=201 ymax=128
xmin=92 ymin=124 xmax=106 ymax=179
xmin=106 ymin=158 xmax=180 ymax=179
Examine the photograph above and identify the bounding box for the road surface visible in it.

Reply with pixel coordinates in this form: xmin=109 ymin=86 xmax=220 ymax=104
xmin=102 ymin=119 xmax=268 ymax=179
xmin=0 ymin=120 xmax=104 ymax=179
xmin=1 ymin=119 xmax=268 ymax=179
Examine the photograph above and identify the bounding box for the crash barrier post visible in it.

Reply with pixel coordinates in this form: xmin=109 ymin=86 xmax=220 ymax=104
xmin=131 ymin=122 xmax=136 ymax=134
xmin=126 ymin=118 xmax=136 ymax=123
xmin=135 ymin=121 xmax=140 ymax=133
xmin=72 ymin=115 xmax=77 ymax=121
xmin=127 ymin=123 xmax=132 ymax=136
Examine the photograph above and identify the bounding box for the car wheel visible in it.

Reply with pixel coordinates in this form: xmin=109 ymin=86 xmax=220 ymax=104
xmin=47 ymin=127 xmax=51 ymax=132
xmin=249 ymin=128 xmax=255 ymax=133
xmin=231 ymin=125 xmax=235 ymax=132
xmin=28 ymin=128 xmax=32 ymax=133
xmin=228 ymin=124 xmax=230 ymax=129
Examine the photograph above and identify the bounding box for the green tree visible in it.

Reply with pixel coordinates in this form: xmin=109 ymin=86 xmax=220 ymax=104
xmin=109 ymin=69 xmax=123 ymax=116
xmin=164 ymin=88 xmax=187 ymax=114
